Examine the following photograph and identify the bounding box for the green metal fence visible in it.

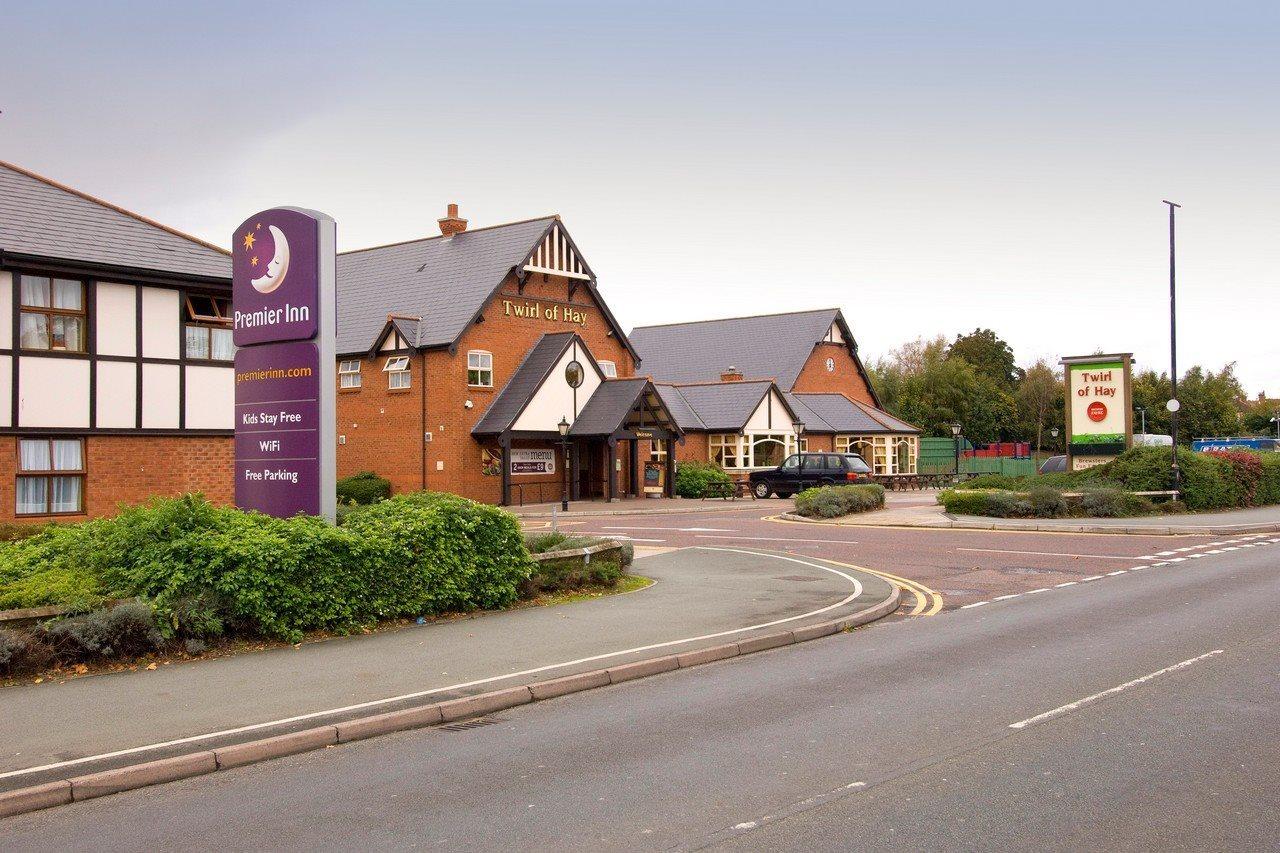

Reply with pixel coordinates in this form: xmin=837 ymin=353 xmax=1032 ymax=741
xmin=917 ymin=437 xmax=1037 ymax=477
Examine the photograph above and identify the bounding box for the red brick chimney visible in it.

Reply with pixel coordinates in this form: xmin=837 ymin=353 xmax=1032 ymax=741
xmin=438 ymin=203 xmax=468 ymax=237
xmin=720 ymin=366 xmax=744 ymax=382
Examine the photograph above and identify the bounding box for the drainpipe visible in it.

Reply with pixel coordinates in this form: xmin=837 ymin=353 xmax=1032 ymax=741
xmin=420 ymin=350 xmax=428 ymax=491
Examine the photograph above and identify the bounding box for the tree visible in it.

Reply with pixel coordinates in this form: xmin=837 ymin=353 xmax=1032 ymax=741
xmin=1131 ymin=364 xmax=1244 ymax=444
xmin=1240 ymin=396 xmax=1279 ymax=436
xmin=1016 ymin=359 xmax=1064 ymax=453
xmin=876 ymin=338 xmax=1017 ymax=444
xmin=947 ymin=328 xmax=1023 ymax=390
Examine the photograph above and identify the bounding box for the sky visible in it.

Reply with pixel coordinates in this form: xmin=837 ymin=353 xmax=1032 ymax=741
xmin=3 ymin=1 xmax=1277 ymax=395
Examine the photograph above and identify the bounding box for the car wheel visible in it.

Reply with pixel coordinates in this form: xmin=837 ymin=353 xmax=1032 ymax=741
xmin=753 ymin=481 xmax=772 ymax=499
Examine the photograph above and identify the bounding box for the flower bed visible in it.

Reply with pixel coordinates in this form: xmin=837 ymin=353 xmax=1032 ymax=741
xmin=793 ymin=484 xmax=886 ymax=519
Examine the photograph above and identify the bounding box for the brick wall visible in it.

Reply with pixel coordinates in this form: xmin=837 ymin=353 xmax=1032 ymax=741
xmin=0 ymin=434 xmax=233 ymax=524
xmin=792 ymin=342 xmax=878 ymax=405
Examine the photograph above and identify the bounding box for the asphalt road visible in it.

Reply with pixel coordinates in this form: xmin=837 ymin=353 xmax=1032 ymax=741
xmin=563 ymin=497 xmax=1238 ymax=609
xmin=5 ymin=535 xmax=1276 ymax=850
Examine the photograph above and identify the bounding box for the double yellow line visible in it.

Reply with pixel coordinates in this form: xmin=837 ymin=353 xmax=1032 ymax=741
xmin=816 ymin=556 xmax=945 ymax=616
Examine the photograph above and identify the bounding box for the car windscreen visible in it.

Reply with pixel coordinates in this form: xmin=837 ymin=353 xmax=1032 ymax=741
xmin=843 ymin=455 xmax=872 ymax=473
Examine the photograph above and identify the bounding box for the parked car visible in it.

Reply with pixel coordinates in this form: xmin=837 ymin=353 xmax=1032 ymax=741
xmin=749 ymin=452 xmax=873 ymax=498
xmin=1038 ymin=455 xmax=1067 ymax=474
xmin=1133 ymin=433 xmax=1173 ymax=447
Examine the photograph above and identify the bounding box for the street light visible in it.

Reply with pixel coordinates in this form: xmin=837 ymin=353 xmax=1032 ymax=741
xmin=557 ymin=416 xmax=570 ymax=512
xmin=1164 ymin=199 xmax=1181 ymax=491
xmin=1050 ymin=426 xmax=1060 ymax=454
xmin=1271 ymin=413 xmax=1279 ymax=440
xmin=793 ymin=420 xmax=805 ymax=456
xmin=1136 ymin=407 xmax=1147 ymax=436
xmin=949 ymin=422 xmax=963 ymax=475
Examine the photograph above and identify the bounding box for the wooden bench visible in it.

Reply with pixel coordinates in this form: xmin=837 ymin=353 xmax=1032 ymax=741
xmin=701 ymin=481 xmax=755 ymax=500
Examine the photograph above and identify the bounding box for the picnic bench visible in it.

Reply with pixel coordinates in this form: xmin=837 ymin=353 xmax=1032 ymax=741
xmin=701 ymin=480 xmax=754 ymax=500
xmin=874 ymin=472 xmax=981 ymax=491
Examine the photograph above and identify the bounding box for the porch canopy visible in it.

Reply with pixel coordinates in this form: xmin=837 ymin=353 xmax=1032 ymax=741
xmin=472 ymin=332 xmax=683 ymax=503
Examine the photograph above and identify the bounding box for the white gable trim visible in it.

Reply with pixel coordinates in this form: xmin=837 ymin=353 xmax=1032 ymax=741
xmin=512 ymin=338 xmax=604 ymax=432
xmin=522 ymin=222 xmax=592 ymax=281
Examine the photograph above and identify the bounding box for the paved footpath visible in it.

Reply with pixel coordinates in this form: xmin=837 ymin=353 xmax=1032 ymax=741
xmin=0 ymin=547 xmax=893 ymax=792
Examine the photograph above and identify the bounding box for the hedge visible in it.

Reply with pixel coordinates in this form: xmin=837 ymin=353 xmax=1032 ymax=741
xmin=0 ymin=493 xmax=533 ymax=643
xmin=336 ymin=471 xmax=392 ymax=505
xmin=939 ymin=487 xmax=1156 ymax=519
xmin=793 ymin=484 xmax=886 ymax=519
xmin=957 ymin=447 xmax=1280 ymax=513
xmin=674 ymin=460 xmax=733 ymax=499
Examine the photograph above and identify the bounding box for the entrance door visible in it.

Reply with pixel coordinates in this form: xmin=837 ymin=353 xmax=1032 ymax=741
xmin=577 ymin=441 xmax=605 ymax=499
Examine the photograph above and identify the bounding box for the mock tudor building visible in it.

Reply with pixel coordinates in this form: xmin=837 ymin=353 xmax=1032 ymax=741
xmin=0 ymin=161 xmax=234 ymax=521
xmin=631 ymin=309 xmax=921 ymax=477
xmin=334 ymin=206 xmax=682 ymax=506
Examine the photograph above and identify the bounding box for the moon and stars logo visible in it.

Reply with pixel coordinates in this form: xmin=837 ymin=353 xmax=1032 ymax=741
xmin=240 ymin=223 xmax=291 ymax=294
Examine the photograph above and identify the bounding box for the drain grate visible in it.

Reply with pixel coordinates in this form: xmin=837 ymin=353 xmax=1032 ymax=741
xmin=439 ymin=716 xmax=506 ymax=733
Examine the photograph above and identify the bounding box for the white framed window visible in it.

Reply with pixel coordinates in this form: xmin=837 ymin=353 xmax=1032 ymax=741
xmin=339 ymin=359 xmax=362 ymax=389
xmin=709 ymin=434 xmax=742 ymax=468
xmin=384 ymin=355 xmax=411 ymax=389
xmin=17 ymin=437 xmax=84 ymax=515
xmin=598 ymin=360 xmax=617 ymax=379
xmin=467 ymin=351 xmax=493 ymax=386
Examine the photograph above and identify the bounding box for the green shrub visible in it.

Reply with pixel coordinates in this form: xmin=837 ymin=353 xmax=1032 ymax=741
xmin=1258 ymin=454 xmax=1280 ymax=505
xmin=1078 ymin=488 xmax=1155 ymax=518
xmin=0 ymin=523 xmax=48 ymax=543
xmin=40 ymin=602 xmax=163 ymax=661
xmin=1028 ymin=486 xmax=1067 ymax=518
xmin=0 ymin=628 xmax=51 ymax=675
xmin=525 ymin=531 xmax=570 ymax=554
xmin=938 ymin=489 xmax=1001 ymax=516
xmin=336 ymin=471 xmax=391 ymax=505
xmin=794 ymin=484 xmax=885 ymax=518
xmin=674 ymin=460 xmax=732 ymax=499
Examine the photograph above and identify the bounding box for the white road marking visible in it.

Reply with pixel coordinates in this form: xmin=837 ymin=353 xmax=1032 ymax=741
xmin=0 ymin=547 xmax=869 ymax=784
xmin=1080 ymin=575 xmax=1105 ymax=581
xmin=1106 ymin=570 xmax=1128 ymax=576
xmin=960 ymin=601 xmax=989 ymax=609
xmin=695 ymin=535 xmax=859 ymax=544
xmin=994 ymin=593 xmax=1021 ymax=601
xmin=956 ymin=548 xmax=1155 ymax=561
xmin=1008 ymin=650 xmax=1224 ymax=730
xmin=1054 ymin=581 xmax=1078 ymax=588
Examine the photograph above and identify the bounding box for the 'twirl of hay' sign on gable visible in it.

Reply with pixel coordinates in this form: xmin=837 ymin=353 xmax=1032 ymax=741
xmin=1061 ymin=353 xmax=1134 ymax=472
xmin=232 ymin=208 xmax=337 ymax=522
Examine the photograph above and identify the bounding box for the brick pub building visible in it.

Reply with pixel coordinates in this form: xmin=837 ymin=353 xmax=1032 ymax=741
xmin=0 ymin=161 xmax=234 ymax=522
xmin=334 ymin=206 xmax=681 ymax=506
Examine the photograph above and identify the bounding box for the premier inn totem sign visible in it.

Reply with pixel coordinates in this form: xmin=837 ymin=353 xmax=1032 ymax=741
xmin=232 ymin=208 xmax=337 ymax=522
xmin=1061 ymin=353 xmax=1134 ymax=472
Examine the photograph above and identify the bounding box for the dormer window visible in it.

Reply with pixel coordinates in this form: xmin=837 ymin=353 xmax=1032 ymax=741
xmin=384 ymin=355 xmax=411 ymax=389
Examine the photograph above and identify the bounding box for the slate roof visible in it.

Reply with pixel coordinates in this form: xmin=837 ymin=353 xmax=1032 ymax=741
xmin=570 ymin=378 xmax=657 ymax=437
xmin=785 ymin=392 xmax=920 ymax=434
xmin=472 ymin=332 xmax=577 ymax=435
xmin=654 ymin=381 xmax=781 ymax=432
xmin=337 ymin=216 xmax=555 ymax=355
xmin=0 ymin=161 xmax=231 ymax=280
xmin=630 ymin=308 xmax=842 ymax=389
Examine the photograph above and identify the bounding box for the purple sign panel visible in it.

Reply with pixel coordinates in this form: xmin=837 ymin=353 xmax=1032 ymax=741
xmin=233 ymin=206 xmax=336 ymax=521
xmin=234 ymin=341 xmax=322 ymax=517
xmin=232 ymin=208 xmax=321 ymax=346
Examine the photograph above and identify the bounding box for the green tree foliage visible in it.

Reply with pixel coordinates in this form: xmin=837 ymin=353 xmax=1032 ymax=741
xmin=1016 ymin=359 xmax=1065 ymax=453
xmin=1132 ymin=364 xmax=1244 ymax=444
xmin=948 ymin=328 xmax=1023 ymax=389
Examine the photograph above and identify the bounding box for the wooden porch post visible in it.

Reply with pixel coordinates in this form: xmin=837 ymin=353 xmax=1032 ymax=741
xmin=499 ymin=436 xmax=511 ymax=506
xmin=628 ymin=439 xmax=639 ymax=497
xmin=665 ymin=437 xmax=676 ymax=498
xmin=607 ymin=439 xmax=618 ymax=502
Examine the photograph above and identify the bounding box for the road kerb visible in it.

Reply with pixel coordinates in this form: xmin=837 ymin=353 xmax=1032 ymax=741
xmin=438 ymin=686 xmax=534 ymax=722
xmin=607 ymin=655 xmax=680 ymax=684
xmin=0 ymin=781 xmax=71 ymax=818
xmin=214 ymin=726 xmax=339 ymax=770
xmin=68 ymin=752 xmax=217 ymax=802
xmin=676 ymin=643 xmax=741 ymax=668
xmin=777 ymin=511 xmax=1280 ymax=537
xmin=335 ymin=705 xmax=445 ymax=743
xmin=529 ymin=669 xmax=611 ymax=700
xmin=0 ymin=586 xmax=900 ymax=820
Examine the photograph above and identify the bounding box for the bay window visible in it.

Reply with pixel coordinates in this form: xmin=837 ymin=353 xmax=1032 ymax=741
xmin=709 ymin=432 xmax=800 ymax=469
xmin=20 ymin=275 xmax=85 ymax=352
xmin=17 ymin=438 xmax=85 ymax=515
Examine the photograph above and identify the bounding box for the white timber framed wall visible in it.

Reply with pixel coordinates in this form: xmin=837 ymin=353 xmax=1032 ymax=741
xmin=0 ymin=267 xmax=235 ymax=435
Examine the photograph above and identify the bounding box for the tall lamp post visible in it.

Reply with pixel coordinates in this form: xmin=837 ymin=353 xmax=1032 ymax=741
xmin=1050 ymin=426 xmax=1060 ymax=450
xmin=557 ymin=416 xmax=571 ymax=512
xmin=1136 ymin=407 xmax=1147 ymax=436
xmin=950 ymin=422 xmax=963 ymax=476
xmin=1163 ymin=199 xmax=1181 ymax=491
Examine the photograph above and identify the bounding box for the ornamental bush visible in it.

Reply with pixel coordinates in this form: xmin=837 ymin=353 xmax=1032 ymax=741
xmin=336 ymin=471 xmax=392 ymax=505
xmin=674 ymin=460 xmax=733 ymax=498
xmin=1028 ymin=486 xmax=1067 ymax=518
xmin=0 ymin=493 xmax=534 ymax=644
xmin=793 ymin=484 xmax=885 ymax=518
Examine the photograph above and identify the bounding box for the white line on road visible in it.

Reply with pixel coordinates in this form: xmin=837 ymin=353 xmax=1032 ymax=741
xmin=0 ymin=548 xmax=870 ymax=784
xmin=1106 ymin=570 xmax=1128 ymax=576
xmin=955 ymin=548 xmax=1156 ymax=561
xmin=694 ymin=535 xmax=859 ymax=544
xmin=600 ymin=526 xmax=733 ymax=532
xmin=1080 ymin=575 xmax=1105 ymax=581
xmin=1008 ymin=650 xmax=1224 ymax=730
xmin=1054 ymin=581 xmax=1078 ymax=587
